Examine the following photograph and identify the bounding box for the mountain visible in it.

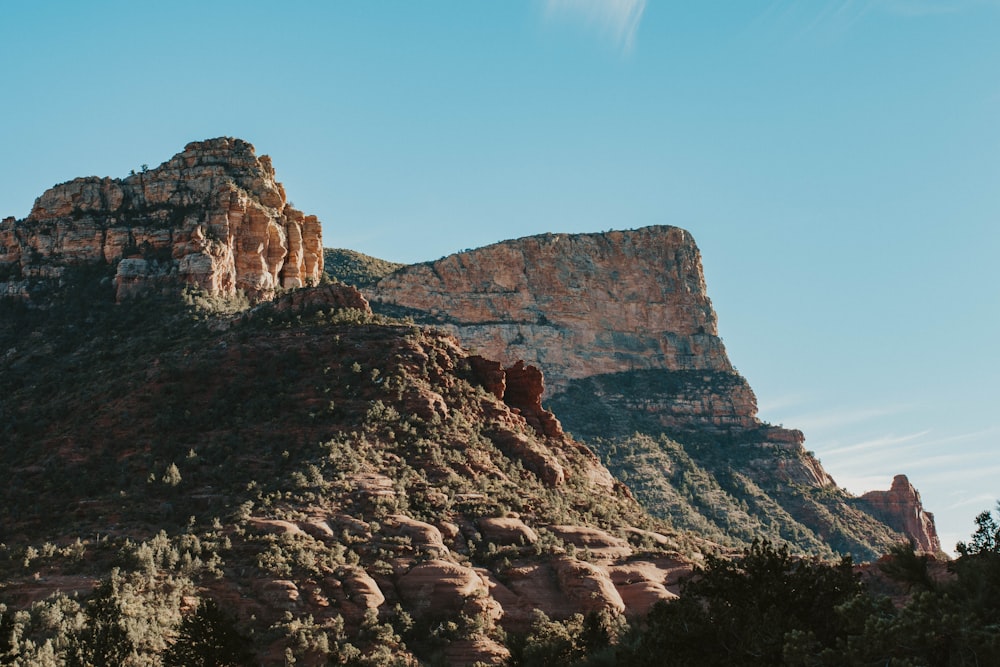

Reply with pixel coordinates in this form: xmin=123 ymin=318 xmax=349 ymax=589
xmin=359 ymin=228 xmax=941 ymax=560
xmin=0 ymin=139 xmax=703 ymax=666
xmin=0 ymin=137 xmax=323 ymax=303
xmin=0 ymin=138 xmax=940 ymax=665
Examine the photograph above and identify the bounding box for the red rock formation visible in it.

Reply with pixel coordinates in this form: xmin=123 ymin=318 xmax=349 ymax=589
xmin=372 ymin=227 xmax=730 ymax=395
xmin=365 ymin=226 xmax=936 ymax=556
xmin=0 ymin=137 xmax=324 ymax=302
xmin=477 ymin=517 xmax=539 ymax=546
xmin=859 ymin=475 xmax=942 ymax=554
xmin=249 ymin=283 xmax=370 ymax=320
xmin=373 ymin=227 xmax=828 ymax=487
xmin=469 ymin=356 xmax=564 ymax=439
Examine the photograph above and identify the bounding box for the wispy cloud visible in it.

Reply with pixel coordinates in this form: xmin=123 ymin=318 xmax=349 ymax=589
xmin=946 ymin=493 xmax=999 ymax=511
xmin=872 ymin=0 xmax=1000 ymax=17
xmin=542 ymin=0 xmax=647 ymax=52
xmin=821 ymin=430 xmax=930 ymax=458
xmin=782 ymin=404 xmax=911 ymax=434
xmin=757 ymin=392 xmax=811 ymax=415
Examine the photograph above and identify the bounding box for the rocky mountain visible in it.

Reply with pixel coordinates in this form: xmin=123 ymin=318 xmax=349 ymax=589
xmin=0 ymin=139 xmax=702 ymax=666
xmin=0 ymin=137 xmax=323 ymax=303
xmin=0 ymin=138 xmax=942 ymax=665
xmin=361 ymin=228 xmax=941 ymax=560
xmin=1 ymin=285 xmax=697 ymax=665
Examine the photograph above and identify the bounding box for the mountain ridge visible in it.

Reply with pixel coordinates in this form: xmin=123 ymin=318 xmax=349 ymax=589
xmin=0 ymin=138 xmax=944 ymax=664
xmin=357 ymin=227 xmax=940 ymax=559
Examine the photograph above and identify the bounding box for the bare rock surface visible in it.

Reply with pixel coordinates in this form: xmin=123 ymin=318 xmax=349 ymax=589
xmin=547 ymin=525 xmax=633 ymax=560
xmin=371 ymin=227 xmax=729 ymax=395
xmin=859 ymin=474 xmax=942 ymax=554
xmin=478 ymin=517 xmax=539 ymax=546
xmin=0 ymin=137 xmax=324 ymax=302
xmin=397 ymin=559 xmax=489 ymax=617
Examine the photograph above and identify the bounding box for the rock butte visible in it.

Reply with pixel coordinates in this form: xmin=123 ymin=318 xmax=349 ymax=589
xmin=0 ymin=137 xmax=323 ymax=302
xmin=367 ymin=226 xmax=942 ymax=552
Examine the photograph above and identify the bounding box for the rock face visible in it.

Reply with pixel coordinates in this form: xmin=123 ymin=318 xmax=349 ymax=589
xmin=0 ymin=138 xmax=324 ymax=302
xmin=372 ymin=227 xmax=729 ymax=396
xmin=369 ymin=227 xmax=821 ymax=476
xmin=366 ymin=226 xmax=935 ymax=557
xmin=859 ymin=475 xmax=942 ymax=554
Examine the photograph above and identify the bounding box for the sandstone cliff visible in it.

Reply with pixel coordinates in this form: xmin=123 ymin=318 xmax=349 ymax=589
xmin=859 ymin=474 xmax=942 ymax=554
xmin=0 ymin=137 xmax=323 ymax=302
xmin=369 ymin=227 xmax=823 ymax=477
xmin=372 ymin=227 xmax=731 ymax=395
xmin=364 ymin=227 xmax=939 ymax=557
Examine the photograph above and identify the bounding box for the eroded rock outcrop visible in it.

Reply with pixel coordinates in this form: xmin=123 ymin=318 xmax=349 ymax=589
xmin=859 ymin=475 xmax=942 ymax=554
xmin=0 ymin=137 xmax=324 ymax=302
xmin=371 ymin=227 xmax=729 ymax=395
xmin=370 ymin=227 xmax=823 ymax=482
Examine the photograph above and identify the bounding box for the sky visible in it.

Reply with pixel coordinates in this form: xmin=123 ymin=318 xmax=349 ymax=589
xmin=2 ymin=0 xmax=998 ymax=554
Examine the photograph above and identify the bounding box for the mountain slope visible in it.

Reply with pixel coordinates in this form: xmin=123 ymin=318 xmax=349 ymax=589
xmin=364 ymin=228 xmax=940 ymax=560
xmin=0 ymin=279 xmax=704 ymax=665
xmin=0 ymin=140 xmax=703 ymax=666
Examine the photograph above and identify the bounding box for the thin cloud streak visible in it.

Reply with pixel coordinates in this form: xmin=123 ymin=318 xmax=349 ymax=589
xmin=782 ymin=404 xmax=911 ymax=434
xmin=820 ymin=430 xmax=930 ymax=458
xmin=872 ymin=0 xmax=1000 ymax=17
xmin=543 ymin=0 xmax=647 ymax=52
xmin=754 ymin=0 xmax=999 ymax=40
xmin=947 ymin=493 xmax=999 ymax=511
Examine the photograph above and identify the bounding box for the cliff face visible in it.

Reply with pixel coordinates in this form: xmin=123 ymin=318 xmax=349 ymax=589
xmin=372 ymin=227 xmax=731 ymax=394
xmin=366 ymin=226 xmax=939 ymax=557
xmin=0 ymin=138 xmax=323 ymax=302
xmin=370 ymin=227 xmax=820 ymax=478
xmin=859 ymin=475 xmax=942 ymax=554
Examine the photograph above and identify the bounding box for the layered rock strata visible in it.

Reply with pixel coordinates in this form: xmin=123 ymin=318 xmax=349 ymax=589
xmin=0 ymin=137 xmax=323 ymax=302
xmin=367 ymin=226 xmax=939 ymax=553
xmin=372 ymin=227 xmax=729 ymax=396
xmin=369 ymin=227 xmax=822 ymax=478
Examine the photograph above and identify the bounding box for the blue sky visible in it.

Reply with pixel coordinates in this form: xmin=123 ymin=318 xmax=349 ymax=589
xmin=2 ymin=0 xmax=998 ymax=553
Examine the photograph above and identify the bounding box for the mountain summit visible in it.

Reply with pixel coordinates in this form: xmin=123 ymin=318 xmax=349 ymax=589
xmin=1 ymin=137 xmax=323 ymax=302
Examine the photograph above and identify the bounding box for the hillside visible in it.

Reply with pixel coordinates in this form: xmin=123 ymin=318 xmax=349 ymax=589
xmin=324 ymin=248 xmax=403 ymax=288
xmin=0 ymin=274 xmax=704 ymax=665
xmin=0 ymin=140 xmax=697 ymax=666
xmin=0 ymin=137 xmax=943 ymax=665
xmin=365 ymin=228 xmax=941 ymax=560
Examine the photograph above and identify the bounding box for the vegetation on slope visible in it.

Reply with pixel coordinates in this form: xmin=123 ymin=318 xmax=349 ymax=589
xmin=323 ymin=248 xmax=404 ymax=289
xmin=502 ymin=508 xmax=1000 ymax=666
xmin=549 ymin=371 xmax=903 ymax=561
xmin=0 ymin=263 xmax=982 ymax=666
xmin=0 ymin=270 xmax=688 ymax=665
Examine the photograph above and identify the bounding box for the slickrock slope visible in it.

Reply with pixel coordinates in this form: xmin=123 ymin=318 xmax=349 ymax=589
xmin=859 ymin=475 xmax=942 ymax=554
xmin=0 ymin=137 xmax=323 ymax=302
xmin=365 ymin=227 xmax=935 ymax=559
